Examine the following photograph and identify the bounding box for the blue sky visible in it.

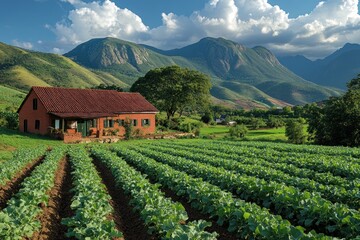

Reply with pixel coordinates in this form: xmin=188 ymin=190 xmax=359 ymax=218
xmin=1 ymin=0 xmax=360 ymax=58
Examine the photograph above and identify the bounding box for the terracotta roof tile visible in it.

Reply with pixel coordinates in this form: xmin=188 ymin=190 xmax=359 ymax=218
xmin=27 ymin=87 xmax=158 ymax=117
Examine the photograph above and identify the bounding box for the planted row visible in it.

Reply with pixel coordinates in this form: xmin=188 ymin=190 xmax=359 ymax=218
xmin=0 ymin=147 xmax=66 ymax=239
xmin=155 ymin=141 xmax=353 ymax=188
xmin=215 ymin=140 xmax=360 ymax=160
xmin=195 ymin=141 xmax=360 ymax=180
xmin=131 ymin=145 xmax=360 ymax=239
xmin=91 ymin=146 xmax=217 ymax=240
xmin=63 ymin=146 xmax=122 ymax=239
xmin=112 ymin=146 xmax=331 ymax=240
xmin=0 ymin=146 xmax=47 ymax=187
xmin=144 ymin=144 xmax=359 ymax=209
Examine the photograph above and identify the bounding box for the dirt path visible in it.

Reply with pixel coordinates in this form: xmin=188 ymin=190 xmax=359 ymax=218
xmin=0 ymin=156 xmax=46 ymax=210
xmin=31 ymin=156 xmax=74 ymax=240
xmin=92 ymin=157 xmax=157 ymax=240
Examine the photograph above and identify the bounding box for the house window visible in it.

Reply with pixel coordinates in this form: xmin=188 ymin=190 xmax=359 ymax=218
xmin=33 ymin=98 xmax=38 ymax=110
xmin=92 ymin=119 xmax=97 ymax=128
xmin=109 ymin=119 xmax=114 ymax=128
xmin=35 ymin=120 xmax=40 ymax=130
xmin=103 ymin=119 xmax=109 ymax=128
xmin=55 ymin=119 xmax=60 ymax=129
xmin=103 ymin=119 xmax=114 ymax=128
xmin=132 ymin=119 xmax=138 ymax=126
xmin=118 ymin=119 xmax=125 ymax=126
xmin=142 ymin=119 xmax=150 ymax=126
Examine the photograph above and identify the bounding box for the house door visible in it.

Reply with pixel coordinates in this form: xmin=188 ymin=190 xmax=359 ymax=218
xmin=77 ymin=120 xmax=90 ymax=137
xmin=24 ymin=120 xmax=28 ymax=132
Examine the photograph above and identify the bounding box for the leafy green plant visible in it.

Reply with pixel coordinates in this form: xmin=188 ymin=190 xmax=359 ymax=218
xmin=112 ymin=146 xmax=327 ymax=239
xmin=91 ymin=147 xmax=217 ymax=239
xmin=0 ymin=147 xmax=66 ymax=239
xmin=228 ymin=124 xmax=248 ymax=138
xmin=63 ymin=146 xmax=122 ymax=239
xmin=130 ymin=145 xmax=360 ymax=238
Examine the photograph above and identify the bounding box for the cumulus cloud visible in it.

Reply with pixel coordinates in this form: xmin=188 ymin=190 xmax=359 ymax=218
xmin=12 ymin=40 xmax=33 ymax=50
xmin=52 ymin=0 xmax=360 ymax=58
xmin=54 ymin=0 xmax=148 ymax=45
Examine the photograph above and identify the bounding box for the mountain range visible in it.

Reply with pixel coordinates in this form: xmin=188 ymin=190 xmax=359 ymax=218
xmin=279 ymin=43 xmax=360 ymax=90
xmin=0 ymin=37 xmax=347 ymax=110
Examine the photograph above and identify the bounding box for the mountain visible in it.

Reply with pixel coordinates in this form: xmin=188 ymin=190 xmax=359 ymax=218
xmin=64 ymin=38 xmax=195 ymax=85
xmin=0 ymin=42 xmax=129 ymax=92
xmin=66 ymin=37 xmax=342 ymax=107
xmin=279 ymin=43 xmax=360 ymax=89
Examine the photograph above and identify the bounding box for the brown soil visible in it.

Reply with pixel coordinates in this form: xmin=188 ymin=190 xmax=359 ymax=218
xmin=0 ymin=156 xmax=45 ymax=210
xmin=160 ymin=187 xmax=239 ymax=240
xmin=31 ymin=156 xmax=74 ymax=240
xmin=92 ymin=157 xmax=158 ymax=240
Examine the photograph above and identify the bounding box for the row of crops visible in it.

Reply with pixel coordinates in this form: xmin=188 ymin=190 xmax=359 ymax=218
xmin=0 ymin=139 xmax=359 ymax=239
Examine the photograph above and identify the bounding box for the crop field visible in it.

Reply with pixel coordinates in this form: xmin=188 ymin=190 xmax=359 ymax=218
xmin=0 ymin=139 xmax=359 ymax=239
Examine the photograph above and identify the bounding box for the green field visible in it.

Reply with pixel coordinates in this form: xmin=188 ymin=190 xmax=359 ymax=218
xmin=200 ymin=125 xmax=287 ymax=141
xmin=0 ymin=127 xmax=62 ymax=163
xmin=1 ymin=136 xmax=359 ymax=239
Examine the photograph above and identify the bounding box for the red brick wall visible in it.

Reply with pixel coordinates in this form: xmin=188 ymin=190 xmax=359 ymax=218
xmin=18 ymin=90 xmax=51 ymax=135
xmin=99 ymin=113 xmax=156 ymax=137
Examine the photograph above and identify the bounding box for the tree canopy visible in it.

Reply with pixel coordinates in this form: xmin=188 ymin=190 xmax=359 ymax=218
xmin=91 ymin=84 xmax=123 ymax=92
xmin=308 ymin=74 xmax=360 ymax=146
xmin=130 ymin=66 xmax=211 ymax=120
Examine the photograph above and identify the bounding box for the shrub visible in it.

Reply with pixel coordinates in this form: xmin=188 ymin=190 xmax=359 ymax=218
xmin=285 ymin=118 xmax=307 ymax=144
xmin=229 ymin=124 xmax=248 ymax=138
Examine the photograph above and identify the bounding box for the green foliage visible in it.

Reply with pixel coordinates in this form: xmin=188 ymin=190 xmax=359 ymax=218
xmin=0 ymin=111 xmax=18 ymax=130
xmin=130 ymin=142 xmax=360 ymax=239
xmin=93 ymin=147 xmax=216 ymax=239
xmin=120 ymin=144 xmax=332 ymax=239
xmin=130 ymin=66 xmax=211 ymax=120
xmin=285 ymin=118 xmax=307 ymax=144
xmin=228 ymin=124 xmax=248 ymax=138
xmin=250 ymin=117 xmax=266 ymax=130
xmin=308 ymin=74 xmax=360 ymax=146
xmin=0 ymin=146 xmax=46 ymax=186
xmin=91 ymin=83 xmax=123 ymax=92
xmin=64 ymin=146 xmax=122 ymax=239
xmin=0 ymin=147 xmax=65 ymax=239
xmin=122 ymin=118 xmax=133 ymax=140
xmin=267 ymin=117 xmax=285 ymax=129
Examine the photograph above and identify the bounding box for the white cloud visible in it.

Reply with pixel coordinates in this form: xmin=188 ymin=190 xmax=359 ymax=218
xmin=12 ymin=40 xmax=33 ymax=50
xmin=52 ymin=0 xmax=360 ymax=58
xmin=54 ymin=0 xmax=148 ymax=45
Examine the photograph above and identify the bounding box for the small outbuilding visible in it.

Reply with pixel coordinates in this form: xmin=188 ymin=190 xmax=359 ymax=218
xmin=17 ymin=86 xmax=158 ymax=142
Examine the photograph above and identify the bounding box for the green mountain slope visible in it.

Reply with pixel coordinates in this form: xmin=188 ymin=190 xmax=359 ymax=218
xmin=64 ymin=37 xmax=195 ymax=85
xmin=0 ymin=85 xmax=25 ymax=110
xmin=0 ymin=42 xmax=129 ymax=92
xmin=279 ymin=43 xmax=360 ymax=90
xmin=65 ymin=37 xmax=342 ymax=107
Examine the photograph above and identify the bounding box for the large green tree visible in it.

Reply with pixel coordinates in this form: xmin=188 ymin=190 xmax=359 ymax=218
xmin=130 ymin=66 xmax=211 ymax=120
xmin=308 ymin=74 xmax=360 ymax=146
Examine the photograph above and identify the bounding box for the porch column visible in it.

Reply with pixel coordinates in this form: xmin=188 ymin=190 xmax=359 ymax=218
xmin=62 ymin=119 xmax=65 ymax=132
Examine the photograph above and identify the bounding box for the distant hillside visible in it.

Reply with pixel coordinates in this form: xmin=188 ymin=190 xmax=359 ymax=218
xmin=0 ymin=42 xmax=129 ymax=92
xmin=279 ymin=43 xmax=360 ymax=89
xmin=65 ymin=37 xmax=342 ymax=107
xmin=64 ymin=38 xmax=195 ymax=86
xmin=0 ymin=85 xmax=25 ymax=110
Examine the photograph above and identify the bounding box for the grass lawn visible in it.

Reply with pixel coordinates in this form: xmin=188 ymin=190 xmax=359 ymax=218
xmin=200 ymin=125 xmax=287 ymax=142
xmin=245 ymin=127 xmax=287 ymax=142
xmin=0 ymin=127 xmax=63 ymax=163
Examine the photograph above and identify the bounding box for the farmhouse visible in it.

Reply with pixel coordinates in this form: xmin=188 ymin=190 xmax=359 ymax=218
xmin=17 ymin=86 xmax=158 ymax=142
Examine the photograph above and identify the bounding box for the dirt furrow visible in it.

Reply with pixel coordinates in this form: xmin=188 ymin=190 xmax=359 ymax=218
xmin=31 ymin=156 xmax=74 ymax=240
xmin=0 ymin=155 xmax=46 ymax=210
xmin=92 ymin=157 xmax=157 ymax=240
